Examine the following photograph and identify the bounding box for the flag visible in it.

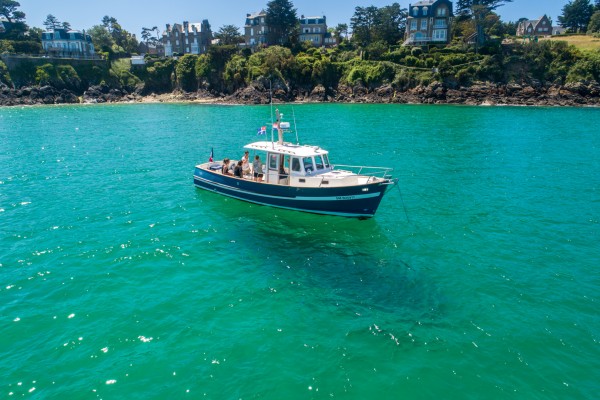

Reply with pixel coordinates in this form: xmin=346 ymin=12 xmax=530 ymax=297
xmin=257 ymin=126 xmax=267 ymax=135
xmin=272 ymin=122 xmax=278 ymax=129
xmin=209 ymin=147 xmax=213 ymax=162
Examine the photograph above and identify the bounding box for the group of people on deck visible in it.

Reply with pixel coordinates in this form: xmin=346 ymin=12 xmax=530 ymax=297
xmin=221 ymin=151 xmax=264 ymax=182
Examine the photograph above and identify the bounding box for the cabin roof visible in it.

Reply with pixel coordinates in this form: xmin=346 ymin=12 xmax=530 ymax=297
xmin=244 ymin=141 xmax=329 ymax=157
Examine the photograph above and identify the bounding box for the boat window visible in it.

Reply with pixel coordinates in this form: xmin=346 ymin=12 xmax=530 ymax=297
xmin=282 ymin=156 xmax=289 ymax=171
xmin=269 ymin=154 xmax=278 ymax=170
xmin=323 ymin=154 xmax=330 ymax=168
xmin=302 ymin=157 xmax=314 ymax=173
xmin=291 ymin=157 xmax=300 ymax=172
xmin=314 ymin=155 xmax=324 ymax=170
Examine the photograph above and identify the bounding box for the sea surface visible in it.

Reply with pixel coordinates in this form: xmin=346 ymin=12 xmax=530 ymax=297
xmin=1 ymin=103 xmax=599 ymax=399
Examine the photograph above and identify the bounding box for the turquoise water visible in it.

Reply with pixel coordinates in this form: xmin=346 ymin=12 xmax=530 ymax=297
xmin=1 ymin=103 xmax=599 ymax=399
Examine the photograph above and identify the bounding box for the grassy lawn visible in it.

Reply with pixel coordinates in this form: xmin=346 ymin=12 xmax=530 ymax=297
xmin=540 ymin=35 xmax=600 ymax=51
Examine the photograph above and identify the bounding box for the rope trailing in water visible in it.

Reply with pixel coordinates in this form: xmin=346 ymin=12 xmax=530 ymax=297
xmin=395 ymin=180 xmax=410 ymax=223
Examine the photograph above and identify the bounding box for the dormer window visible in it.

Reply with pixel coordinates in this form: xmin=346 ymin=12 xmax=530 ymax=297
xmin=423 ymin=7 xmax=428 ymax=15
xmin=437 ymin=7 xmax=447 ymax=16
xmin=413 ymin=7 xmax=418 ymax=16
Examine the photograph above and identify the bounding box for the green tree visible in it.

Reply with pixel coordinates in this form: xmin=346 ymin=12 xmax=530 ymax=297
xmin=0 ymin=0 xmax=25 ymax=23
xmin=141 ymin=26 xmax=159 ymax=48
xmin=43 ymin=14 xmax=60 ymax=30
xmin=351 ymin=4 xmax=407 ymax=47
xmin=88 ymin=25 xmax=114 ymax=53
xmin=456 ymin=0 xmax=513 ymax=47
xmin=214 ymin=25 xmax=243 ymax=45
xmin=334 ymin=23 xmax=348 ymax=42
xmin=266 ymin=0 xmax=298 ymax=46
xmin=89 ymin=16 xmax=139 ymax=58
xmin=588 ymin=10 xmax=600 ymax=33
xmin=350 ymin=6 xmax=378 ymax=47
xmin=558 ymin=0 xmax=594 ymax=32
xmin=27 ymin=26 xmax=43 ymax=41
xmin=223 ymin=54 xmax=248 ymax=91
xmin=373 ymin=3 xmax=407 ymax=45
xmin=175 ymin=54 xmax=198 ymax=91
xmin=0 ymin=0 xmax=27 ymax=38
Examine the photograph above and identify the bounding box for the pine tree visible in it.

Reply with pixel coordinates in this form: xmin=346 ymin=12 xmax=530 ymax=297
xmin=266 ymin=0 xmax=298 ymax=47
xmin=456 ymin=0 xmax=513 ymax=48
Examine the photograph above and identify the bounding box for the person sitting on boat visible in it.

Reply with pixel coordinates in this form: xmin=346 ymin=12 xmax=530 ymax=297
xmin=241 ymin=151 xmax=251 ymax=177
xmin=233 ymin=160 xmax=244 ymax=178
xmin=253 ymin=155 xmax=264 ymax=182
xmin=222 ymin=158 xmax=233 ymax=176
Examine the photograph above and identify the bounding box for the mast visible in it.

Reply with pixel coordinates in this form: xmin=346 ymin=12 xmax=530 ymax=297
xmin=275 ymin=108 xmax=283 ymax=145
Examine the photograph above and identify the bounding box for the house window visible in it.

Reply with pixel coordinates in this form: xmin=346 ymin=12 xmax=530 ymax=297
xmin=433 ymin=29 xmax=447 ymax=41
xmin=542 ymin=20 xmax=547 ymax=25
xmin=410 ymin=20 xmax=417 ymax=31
xmin=421 ymin=20 xmax=428 ymax=30
xmin=413 ymin=7 xmax=418 ymax=16
xmin=437 ymin=7 xmax=447 ymax=16
xmin=434 ymin=19 xmax=447 ymax=28
xmin=423 ymin=7 xmax=428 ymax=15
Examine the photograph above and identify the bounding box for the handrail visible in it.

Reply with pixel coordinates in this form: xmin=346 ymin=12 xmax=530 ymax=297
xmin=332 ymin=164 xmax=393 ymax=178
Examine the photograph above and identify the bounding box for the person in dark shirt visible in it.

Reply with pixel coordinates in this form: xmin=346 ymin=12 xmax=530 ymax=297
xmin=222 ymin=158 xmax=232 ymax=175
xmin=233 ymin=160 xmax=243 ymax=178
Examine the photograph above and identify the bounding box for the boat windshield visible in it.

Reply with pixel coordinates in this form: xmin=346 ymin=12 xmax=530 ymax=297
xmin=323 ymin=154 xmax=330 ymax=168
xmin=315 ymin=155 xmax=324 ymax=170
xmin=302 ymin=157 xmax=314 ymax=173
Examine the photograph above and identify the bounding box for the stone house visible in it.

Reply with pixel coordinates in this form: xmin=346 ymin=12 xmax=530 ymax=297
xmin=162 ymin=20 xmax=212 ymax=57
xmin=516 ymin=15 xmax=553 ymax=37
xmin=404 ymin=0 xmax=453 ymax=46
xmin=299 ymin=15 xmax=336 ymax=47
xmin=244 ymin=11 xmax=268 ymax=47
xmin=245 ymin=11 xmax=336 ymax=48
xmin=41 ymin=28 xmax=95 ymax=58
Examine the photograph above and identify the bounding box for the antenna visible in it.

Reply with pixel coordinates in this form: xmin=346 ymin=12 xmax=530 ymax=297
xmin=269 ymin=80 xmax=274 ymax=146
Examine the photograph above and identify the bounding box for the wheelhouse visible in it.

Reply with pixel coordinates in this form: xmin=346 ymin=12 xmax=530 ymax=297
xmin=244 ymin=141 xmax=332 ymax=184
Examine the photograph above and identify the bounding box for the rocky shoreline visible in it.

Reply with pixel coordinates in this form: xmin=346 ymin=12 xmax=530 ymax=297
xmin=2 ymin=81 xmax=599 ymax=107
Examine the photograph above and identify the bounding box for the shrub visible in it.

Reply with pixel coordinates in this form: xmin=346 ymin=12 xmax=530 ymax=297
xmin=175 ymin=54 xmax=198 ymax=91
xmin=0 ymin=60 xmax=12 ymax=87
xmin=56 ymin=65 xmax=81 ymax=91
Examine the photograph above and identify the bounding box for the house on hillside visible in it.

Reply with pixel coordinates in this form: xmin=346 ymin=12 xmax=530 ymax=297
xmin=516 ymin=15 xmax=552 ymax=37
xmin=41 ymin=27 xmax=95 ymax=58
xmin=244 ymin=10 xmax=268 ymax=47
xmin=162 ymin=20 xmax=212 ymax=57
xmin=299 ymin=15 xmax=336 ymax=47
xmin=244 ymin=11 xmax=336 ymax=49
xmin=404 ymin=0 xmax=454 ymax=46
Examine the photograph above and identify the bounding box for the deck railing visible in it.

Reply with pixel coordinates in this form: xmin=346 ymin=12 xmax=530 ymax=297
xmin=332 ymin=164 xmax=394 ymax=179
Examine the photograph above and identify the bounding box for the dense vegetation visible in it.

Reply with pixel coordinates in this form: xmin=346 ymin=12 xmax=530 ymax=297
xmin=2 ymin=37 xmax=600 ymax=97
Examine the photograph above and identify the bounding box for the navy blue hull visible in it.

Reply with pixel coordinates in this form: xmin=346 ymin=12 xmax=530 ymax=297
xmin=193 ymin=168 xmax=391 ymax=218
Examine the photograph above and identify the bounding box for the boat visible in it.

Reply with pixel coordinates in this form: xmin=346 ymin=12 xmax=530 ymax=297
xmin=193 ymin=108 xmax=398 ymax=218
